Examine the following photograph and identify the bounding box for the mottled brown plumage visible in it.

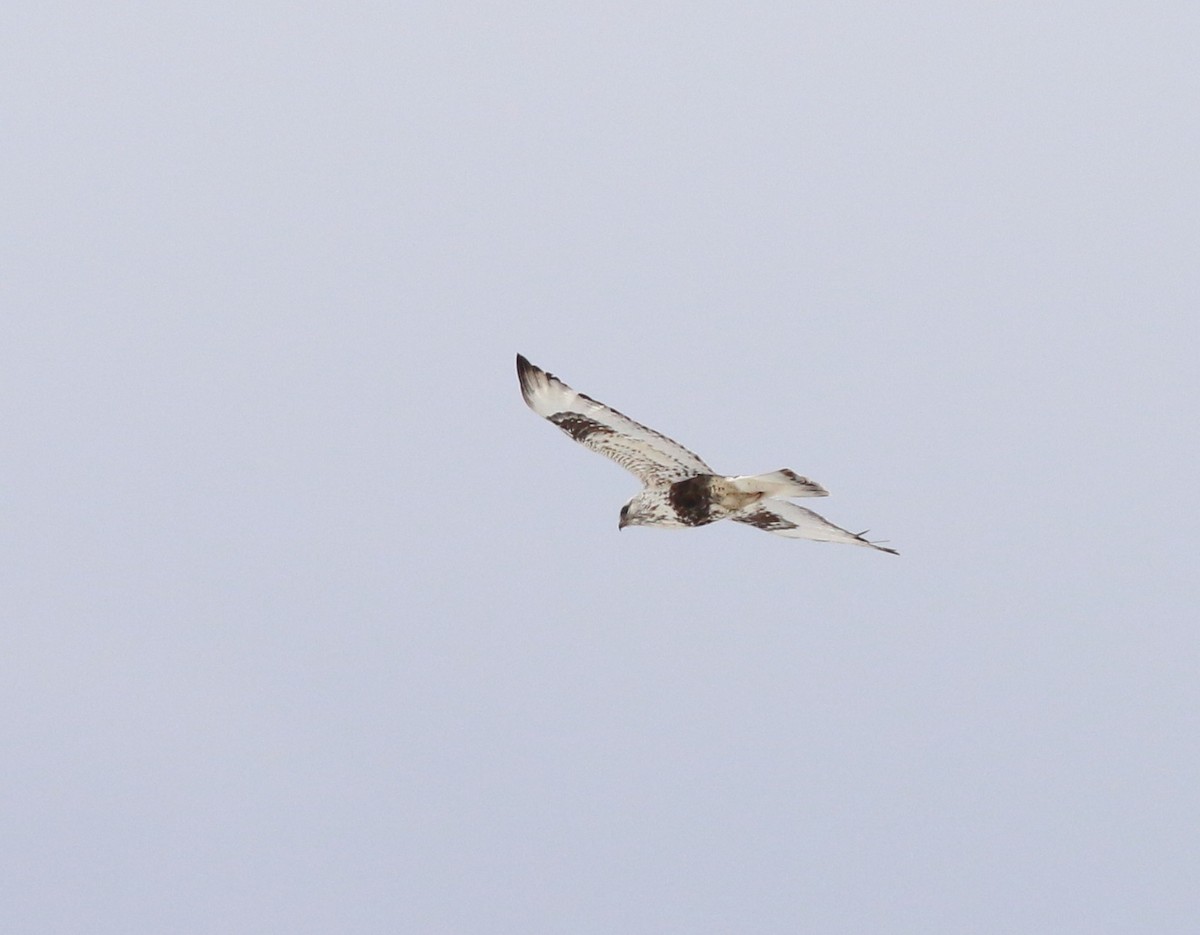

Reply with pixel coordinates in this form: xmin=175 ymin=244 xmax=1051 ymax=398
xmin=517 ymin=354 xmax=897 ymax=554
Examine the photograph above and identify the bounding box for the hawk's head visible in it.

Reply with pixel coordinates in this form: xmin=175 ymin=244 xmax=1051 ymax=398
xmin=618 ymin=493 xmax=658 ymax=530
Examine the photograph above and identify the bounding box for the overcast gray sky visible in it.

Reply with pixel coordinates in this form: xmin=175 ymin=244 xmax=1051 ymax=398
xmin=4 ymin=3 xmax=1198 ymax=933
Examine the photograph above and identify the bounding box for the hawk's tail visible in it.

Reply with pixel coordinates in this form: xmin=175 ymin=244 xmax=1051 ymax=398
xmin=727 ymin=469 xmax=828 ymax=499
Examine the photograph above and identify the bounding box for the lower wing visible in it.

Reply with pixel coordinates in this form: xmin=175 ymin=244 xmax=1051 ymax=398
xmin=731 ymin=501 xmax=898 ymax=554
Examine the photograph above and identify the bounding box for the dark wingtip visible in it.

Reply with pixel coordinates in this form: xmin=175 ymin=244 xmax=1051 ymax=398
xmin=516 ymin=354 xmax=540 ymax=404
xmin=857 ymin=528 xmax=899 ymax=555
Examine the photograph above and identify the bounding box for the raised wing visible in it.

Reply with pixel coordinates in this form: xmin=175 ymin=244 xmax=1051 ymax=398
xmin=732 ymin=500 xmax=898 ymax=554
xmin=517 ymin=354 xmax=712 ymax=487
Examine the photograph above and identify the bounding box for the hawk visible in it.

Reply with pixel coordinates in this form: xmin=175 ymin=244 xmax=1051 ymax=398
xmin=517 ymin=354 xmax=897 ymax=554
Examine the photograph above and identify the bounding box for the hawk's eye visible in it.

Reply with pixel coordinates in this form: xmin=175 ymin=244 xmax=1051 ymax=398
xmin=620 ymin=505 xmax=628 ymax=518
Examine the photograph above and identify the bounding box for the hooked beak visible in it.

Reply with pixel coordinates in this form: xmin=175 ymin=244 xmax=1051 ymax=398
xmin=618 ymin=517 xmax=627 ymax=530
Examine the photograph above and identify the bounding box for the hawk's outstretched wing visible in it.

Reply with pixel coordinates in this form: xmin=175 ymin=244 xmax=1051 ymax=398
xmin=732 ymin=501 xmax=899 ymax=554
xmin=517 ymin=354 xmax=712 ymax=487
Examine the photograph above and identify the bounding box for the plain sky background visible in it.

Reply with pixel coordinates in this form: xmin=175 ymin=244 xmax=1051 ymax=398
xmin=4 ymin=3 xmax=1198 ymax=933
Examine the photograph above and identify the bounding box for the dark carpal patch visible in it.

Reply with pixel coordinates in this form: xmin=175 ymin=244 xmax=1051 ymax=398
xmin=668 ymin=475 xmax=717 ymax=526
xmin=549 ymin=412 xmax=610 ymax=443
xmin=737 ymin=509 xmax=794 ymax=532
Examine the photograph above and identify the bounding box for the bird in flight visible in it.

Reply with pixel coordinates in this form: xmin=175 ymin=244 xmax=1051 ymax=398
xmin=517 ymin=355 xmax=897 ymax=554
